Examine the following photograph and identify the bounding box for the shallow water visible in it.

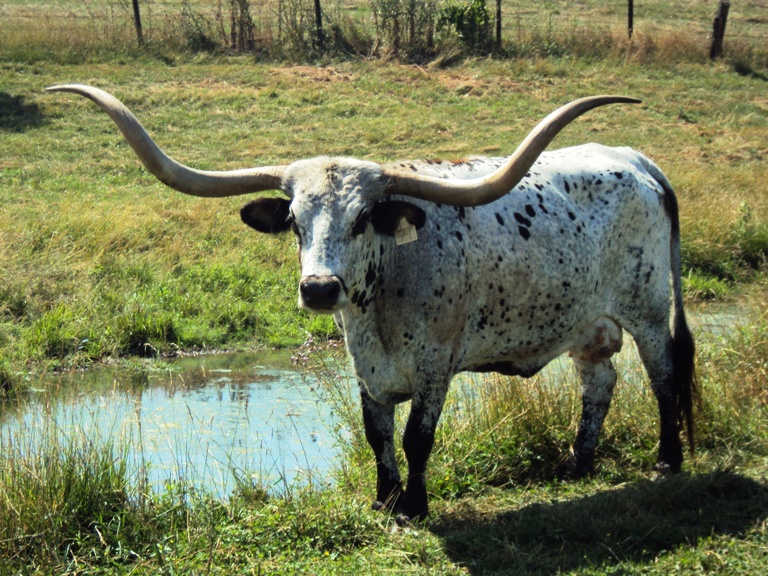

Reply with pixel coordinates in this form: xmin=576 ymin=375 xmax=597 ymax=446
xmin=0 ymin=350 xmax=354 ymax=498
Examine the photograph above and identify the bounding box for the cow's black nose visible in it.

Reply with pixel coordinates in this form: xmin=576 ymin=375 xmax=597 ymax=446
xmin=299 ymin=275 xmax=343 ymax=311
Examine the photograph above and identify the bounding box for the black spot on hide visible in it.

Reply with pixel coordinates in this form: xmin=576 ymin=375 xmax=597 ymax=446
xmin=514 ymin=212 xmax=531 ymax=227
xmin=365 ymin=263 xmax=377 ymax=287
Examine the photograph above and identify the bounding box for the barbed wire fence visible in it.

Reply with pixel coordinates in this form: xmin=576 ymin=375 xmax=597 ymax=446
xmin=1 ymin=0 xmax=766 ymax=60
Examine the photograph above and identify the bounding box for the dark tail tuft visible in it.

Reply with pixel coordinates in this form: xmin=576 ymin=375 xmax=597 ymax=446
xmin=672 ymin=308 xmax=697 ymax=454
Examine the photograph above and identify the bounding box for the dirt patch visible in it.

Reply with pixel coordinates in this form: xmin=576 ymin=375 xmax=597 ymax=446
xmin=276 ymin=65 xmax=356 ymax=83
xmin=436 ymin=71 xmax=535 ymax=97
xmin=197 ymin=79 xmax=236 ymax=90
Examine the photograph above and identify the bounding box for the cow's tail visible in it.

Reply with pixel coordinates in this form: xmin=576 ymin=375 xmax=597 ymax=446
xmin=643 ymin=157 xmax=698 ymax=454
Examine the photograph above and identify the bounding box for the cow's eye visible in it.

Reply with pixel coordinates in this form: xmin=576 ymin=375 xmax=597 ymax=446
xmin=287 ymin=214 xmax=300 ymax=239
xmin=351 ymin=209 xmax=369 ymax=237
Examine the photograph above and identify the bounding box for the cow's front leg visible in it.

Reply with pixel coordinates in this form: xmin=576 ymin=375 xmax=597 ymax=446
xmin=559 ymin=357 xmax=617 ymax=479
xmin=360 ymin=384 xmax=402 ymax=511
xmin=397 ymin=380 xmax=450 ymax=525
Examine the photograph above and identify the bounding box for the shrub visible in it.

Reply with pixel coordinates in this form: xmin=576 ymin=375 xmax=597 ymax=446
xmin=437 ymin=0 xmax=493 ymax=53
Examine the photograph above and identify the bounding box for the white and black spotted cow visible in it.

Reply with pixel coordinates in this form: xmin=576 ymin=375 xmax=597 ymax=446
xmin=49 ymin=85 xmax=696 ymax=525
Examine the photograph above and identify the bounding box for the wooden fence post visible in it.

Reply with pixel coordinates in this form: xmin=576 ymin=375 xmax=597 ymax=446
xmin=710 ymin=1 xmax=730 ymax=59
xmin=627 ymin=0 xmax=634 ymax=39
xmin=131 ymin=0 xmax=144 ymax=46
xmin=314 ymin=0 xmax=325 ymax=52
xmin=496 ymin=0 xmax=502 ymax=52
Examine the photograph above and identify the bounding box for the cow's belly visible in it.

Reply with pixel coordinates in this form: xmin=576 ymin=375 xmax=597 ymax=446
xmin=459 ymin=315 xmax=624 ymax=376
xmin=463 ymin=359 xmax=548 ymax=378
xmin=345 ymin=302 xmax=623 ymax=404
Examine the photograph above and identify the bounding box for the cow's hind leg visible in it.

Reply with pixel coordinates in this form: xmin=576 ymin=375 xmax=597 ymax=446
xmin=560 ymin=357 xmax=618 ymax=478
xmin=360 ymin=384 xmax=402 ymax=511
xmin=559 ymin=317 xmax=623 ymax=479
xmin=633 ymin=326 xmax=686 ymax=474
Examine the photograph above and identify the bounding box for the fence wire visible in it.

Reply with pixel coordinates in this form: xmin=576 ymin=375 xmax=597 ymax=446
xmin=1 ymin=1 xmax=766 ymax=51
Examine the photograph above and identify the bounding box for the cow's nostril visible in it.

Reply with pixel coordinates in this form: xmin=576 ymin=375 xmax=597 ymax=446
xmin=299 ymin=276 xmax=343 ymax=310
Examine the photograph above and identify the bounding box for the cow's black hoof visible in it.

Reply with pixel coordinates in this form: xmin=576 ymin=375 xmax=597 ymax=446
xmin=556 ymin=455 xmax=594 ymax=480
xmin=372 ymin=488 xmax=402 ymax=513
xmin=395 ymin=511 xmax=427 ymax=527
xmin=653 ymin=460 xmax=681 ymax=475
xmin=395 ymin=513 xmax=411 ymax=527
xmin=394 ymin=501 xmax=428 ymax=526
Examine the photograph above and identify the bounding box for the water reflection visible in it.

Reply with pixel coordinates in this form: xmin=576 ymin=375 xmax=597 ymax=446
xmin=0 ymin=351 xmax=352 ymax=499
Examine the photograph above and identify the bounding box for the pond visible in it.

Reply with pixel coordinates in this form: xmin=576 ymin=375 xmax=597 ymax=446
xmin=0 ymin=350 xmax=356 ymax=499
xmin=0 ymin=303 xmax=748 ymax=499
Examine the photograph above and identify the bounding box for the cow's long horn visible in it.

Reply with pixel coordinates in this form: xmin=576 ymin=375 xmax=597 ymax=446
xmin=382 ymin=95 xmax=640 ymax=207
xmin=47 ymin=84 xmax=287 ymax=197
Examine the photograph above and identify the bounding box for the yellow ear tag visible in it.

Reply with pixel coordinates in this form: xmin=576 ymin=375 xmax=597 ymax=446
xmin=395 ymin=217 xmax=418 ymax=246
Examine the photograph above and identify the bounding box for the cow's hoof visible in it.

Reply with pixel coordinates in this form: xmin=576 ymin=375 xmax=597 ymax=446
xmin=653 ymin=460 xmax=681 ymax=475
xmin=393 ymin=501 xmax=428 ymax=526
xmin=556 ymin=455 xmax=594 ymax=480
xmin=394 ymin=511 xmax=427 ymax=527
xmin=373 ymin=499 xmax=401 ymax=512
xmin=372 ymin=491 xmax=402 ymax=512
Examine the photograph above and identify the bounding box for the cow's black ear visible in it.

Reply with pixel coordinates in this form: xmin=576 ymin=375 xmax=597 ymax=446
xmin=240 ymin=198 xmax=292 ymax=234
xmin=370 ymin=200 xmax=426 ymax=236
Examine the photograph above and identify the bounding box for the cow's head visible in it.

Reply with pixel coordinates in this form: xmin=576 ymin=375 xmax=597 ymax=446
xmin=239 ymin=158 xmax=427 ymax=313
xmin=47 ymin=84 xmax=638 ymax=314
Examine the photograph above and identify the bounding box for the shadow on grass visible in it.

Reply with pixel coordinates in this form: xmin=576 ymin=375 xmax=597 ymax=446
xmin=431 ymin=471 xmax=768 ymax=575
xmin=732 ymin=61 xmax=768 ymax=81
xmin=0 ymin=92 xmax=47 ymax=132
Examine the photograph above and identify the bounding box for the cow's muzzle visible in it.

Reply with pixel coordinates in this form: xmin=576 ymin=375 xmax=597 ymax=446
xmin=298 ymin=275 xmax=347 ymax=313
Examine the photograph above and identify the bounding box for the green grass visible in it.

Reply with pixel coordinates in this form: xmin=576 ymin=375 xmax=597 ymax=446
xmin=2 ymin=55 xmax=767 ymax=379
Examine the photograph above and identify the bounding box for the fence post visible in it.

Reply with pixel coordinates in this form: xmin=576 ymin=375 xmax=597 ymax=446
xmin=314 ymin=0 xmax=325 ymax=52
xmin=627 ymin=0 xmax=633 ymax=39
xmin=131 ymin=0 xmax=144 ymax=45
xmin=496 ymin=0 xmax=502 ymax=52
xmin=710 ymin=1 xmax=730 ymax=59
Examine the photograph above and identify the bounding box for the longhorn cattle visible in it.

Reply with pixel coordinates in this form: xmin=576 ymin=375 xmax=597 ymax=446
xmin=48 ymin=85 xmax=696 ymax=525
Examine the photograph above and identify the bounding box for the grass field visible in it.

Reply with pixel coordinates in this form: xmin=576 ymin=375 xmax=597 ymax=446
xmin=2 ymin=54 xmax=767 ymax=375
xmin=1 ymin=5 xmax=768 ymax=572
